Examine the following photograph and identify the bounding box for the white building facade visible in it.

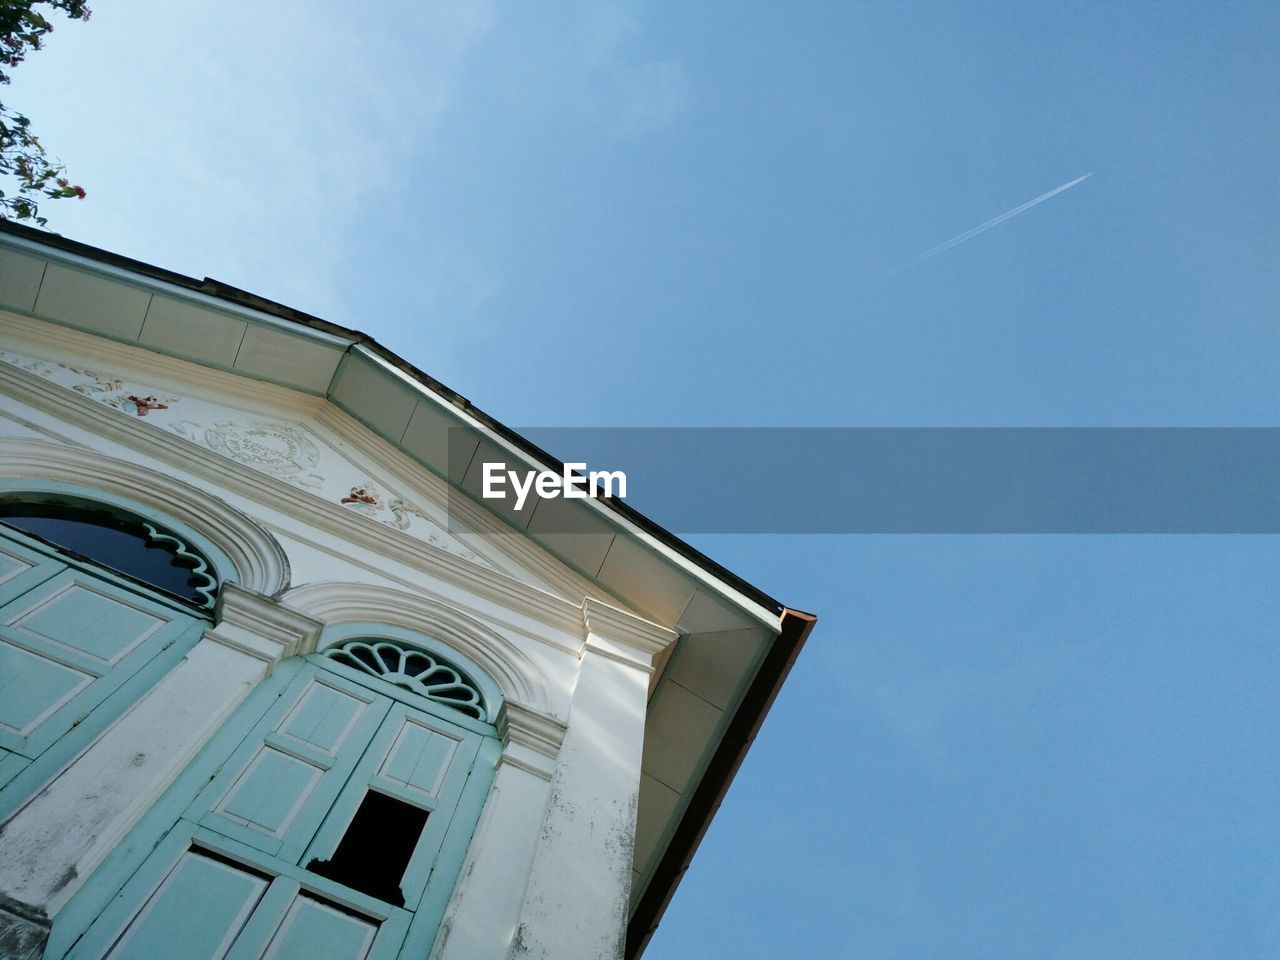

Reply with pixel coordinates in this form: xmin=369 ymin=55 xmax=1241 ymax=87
xmin=0 ymin=224 xmax=814 ymax=960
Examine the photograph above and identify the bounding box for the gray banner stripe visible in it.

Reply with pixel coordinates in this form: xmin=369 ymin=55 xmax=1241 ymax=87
xmin=448 ymin=428 xmax=1280 ymax=533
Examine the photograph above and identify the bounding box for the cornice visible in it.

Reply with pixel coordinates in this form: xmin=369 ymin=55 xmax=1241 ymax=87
xmin=3 ymin=312 xmax=784 ymax=636
xmin=500 ymin=701 xmax=567 ymax=781
xmin=582 ymin=598 xmax=679 ymax=660
xmin=208 ymin=583 xmax=323 ymax=666
xmin=3 ymin=260 xmax=788 ymax=637
xmin=502 ymin=701 xmax=567 ymax=755
xmin=0 ymin=362 xmax=599 ymax=639
xmin=0 ymin=312 xmax=323 ymax=418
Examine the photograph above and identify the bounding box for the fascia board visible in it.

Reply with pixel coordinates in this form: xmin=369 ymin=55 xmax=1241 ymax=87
xmin=0 ymin=227 xmax=783 ymax=635
xmin=348 ymin=346 xmax=783 ymax=633
xmin=0 ymin=230 xmax=354 ymax=347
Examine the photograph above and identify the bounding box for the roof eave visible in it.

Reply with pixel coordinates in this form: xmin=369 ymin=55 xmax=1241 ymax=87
xmin=625 ymin=606 xmax=818 ymax=959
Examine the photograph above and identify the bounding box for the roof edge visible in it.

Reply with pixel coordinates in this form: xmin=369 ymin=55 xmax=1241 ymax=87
xmin=0 ymin=220 xmax=785 ymax=617
xmin=625 ymin=607 xmax=818 ymax=959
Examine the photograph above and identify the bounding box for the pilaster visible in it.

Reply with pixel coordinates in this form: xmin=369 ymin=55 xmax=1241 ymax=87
xmin=431 ymin=701 xmax=566 ymax=960
xmin=510 ymin=601 xmax=677 ymax=960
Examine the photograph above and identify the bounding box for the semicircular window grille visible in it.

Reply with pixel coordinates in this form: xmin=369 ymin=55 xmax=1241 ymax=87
xmin=324 ymin=639 xmax=488 ymax=722
xmin=0 ymin=499 xmax=219 ymax=610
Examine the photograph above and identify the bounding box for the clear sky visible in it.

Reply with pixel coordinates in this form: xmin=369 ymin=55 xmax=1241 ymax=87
xmin=16 ymin=2 xmax=1280 ymax=956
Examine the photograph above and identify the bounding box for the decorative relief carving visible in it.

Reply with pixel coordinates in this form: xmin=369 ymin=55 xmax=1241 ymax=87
xmin=66 ymin=368 xmax=123 ymax=394
xmin=69 ymin=370 xmax=178 ymax=416
xmin=171 ymin=419 xmax=325 ymax=489
xmin=0 ymin=350 xmax=501 ymax=571
xmin=340 ymin=478 xmax=497 ymax=569
xmin=0 ymin=352 xmax=60 ymax=379
xmin=341 ymin=482 xmax=382 ymax=510
xmin=1 ymin=352 xmax=178 ymax=417
xmin=342 ymin=478 xmax=429 ymax=530
xmin=118 ymin=395 xmax=171 ymax=417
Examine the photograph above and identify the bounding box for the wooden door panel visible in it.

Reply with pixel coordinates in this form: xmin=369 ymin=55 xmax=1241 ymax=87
xmin=258 ymin=893 xmax=379 ymax=960
xmin=0 ymin=638 xmax=93 ymax=738
xmin=0 ymin=534 xmax=63 ymax=606
xmin=275 ymin=679 xmax=376 ymax=762
xmin=0 ymin=543 xmax=200 ymax=761
xmin=196 ymin=672 xmax=389 ymax=859
xmin=102 ymin=850 xmax=270 ymax=960
xmin=375 ymin=716 xmax=462 ymax=801
xmin=213 ymin=747 xmax=326 ymax=842
xmin=5 ymin=573 xmax=166 ymax=667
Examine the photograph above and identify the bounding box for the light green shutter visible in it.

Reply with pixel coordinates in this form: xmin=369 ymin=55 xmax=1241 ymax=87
xmin=103 ymin=850 xmax=270 ymax=960
xmin=0 ymin=527 xmax=205 ymax=804
xmin=58 ymin=654 xmax=498 ymax=960
xmin=192 ymin=671 xmax=391 ymax=859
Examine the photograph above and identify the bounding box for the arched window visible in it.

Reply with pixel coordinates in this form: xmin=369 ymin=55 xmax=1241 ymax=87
xmin=0 ymin=494 xmax=216 ymax=820
xmin=0 ymin=497 xmax=219 ymax=610
xmin=58 ymin=630 xmax=501 ymax=960
xmin=323 ymin=638 xmax=488 ymax=722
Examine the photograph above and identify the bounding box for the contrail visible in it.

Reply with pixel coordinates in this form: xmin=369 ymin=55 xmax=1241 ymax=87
xmin=891 ymin=172 xmax=1092 ymax=276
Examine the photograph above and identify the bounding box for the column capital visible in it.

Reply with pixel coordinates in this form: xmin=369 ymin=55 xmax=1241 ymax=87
xmin=580 ymin=598 xmax=678 ymax=671
xmin=207 ymin=583 xmax=323 ymax=667
xmin=497 ymin=701 xmax=566 ymax=781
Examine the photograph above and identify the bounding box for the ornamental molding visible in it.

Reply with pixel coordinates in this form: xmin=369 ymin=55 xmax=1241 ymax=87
xmin=208 ymin=583 xmax=323 ymax=666
xmin=0 ymin=319 xmax=613 ymax=599
xmin=0 ymin=365 xmax=597 ymax=634
xmin=581 ymin=598 xmax=679 ymax=669
xmin=139 ymin=521 xmax=219 ymax=609
xmin=0 ymin=311 xmax=323 ymax=415
xmin=314 ymin=403 xmax=614 ymax=607
xmin=172 ymin=418 xmax=325 ymax=489
xmin=0 ymin=437 xmax=291 ymax=597
xmin=2 ymin=312 xmax=783 ymax=632
xmin=282 ymin=580 xmax=555 ymax=715
xmin=501 ymin=700 xmax=567 ymax=771
xmin=0 ymin=348 xmax=503 ymax=572
xmin=0 ymin=406 xmax=78 ymax=445
xmin=325 ymin=639 xmax=489 ymax=722
xmin=279 ymin=524 xmax=588 ymax=650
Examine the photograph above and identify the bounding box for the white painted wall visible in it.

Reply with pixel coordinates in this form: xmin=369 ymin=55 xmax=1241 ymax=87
xmin=511 ymin=602 xmax=675 ymax=960
xmin=0 ymin=317 xmax=678 ymax=960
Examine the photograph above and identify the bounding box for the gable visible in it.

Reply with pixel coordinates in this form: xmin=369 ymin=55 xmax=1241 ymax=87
xmin=0 ymin=224 xmax=814 ymax=957
xmin=0 ymin=334 xmax=587 ymax=602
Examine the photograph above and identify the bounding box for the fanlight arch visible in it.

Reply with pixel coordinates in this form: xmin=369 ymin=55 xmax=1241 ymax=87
xmin=283 ymin=581 xmax=551 ymax=715
xmin=323 ymin=637 xmax=489 ymax=722
xmin=0 ymin=496 xmax=221 ymax=609
xmin=0 ymin=439 xmax=291 ymax=596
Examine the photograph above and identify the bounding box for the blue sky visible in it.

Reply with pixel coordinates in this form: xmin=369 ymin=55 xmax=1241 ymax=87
xmin=17 ymin=2 xmax=1280 ymax=956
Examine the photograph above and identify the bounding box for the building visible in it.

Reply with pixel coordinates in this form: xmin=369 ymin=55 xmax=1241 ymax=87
xmin=0 ymin=222 xmax=815 ymax=960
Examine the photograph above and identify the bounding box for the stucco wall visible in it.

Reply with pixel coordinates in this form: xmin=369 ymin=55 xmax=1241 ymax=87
xmin=0 ymin=318 xmax=676 ymax=960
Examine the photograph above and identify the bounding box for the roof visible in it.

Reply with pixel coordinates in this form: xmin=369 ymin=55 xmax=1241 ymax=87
xmin=0 ymin=219 xmax=815 ymax=955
